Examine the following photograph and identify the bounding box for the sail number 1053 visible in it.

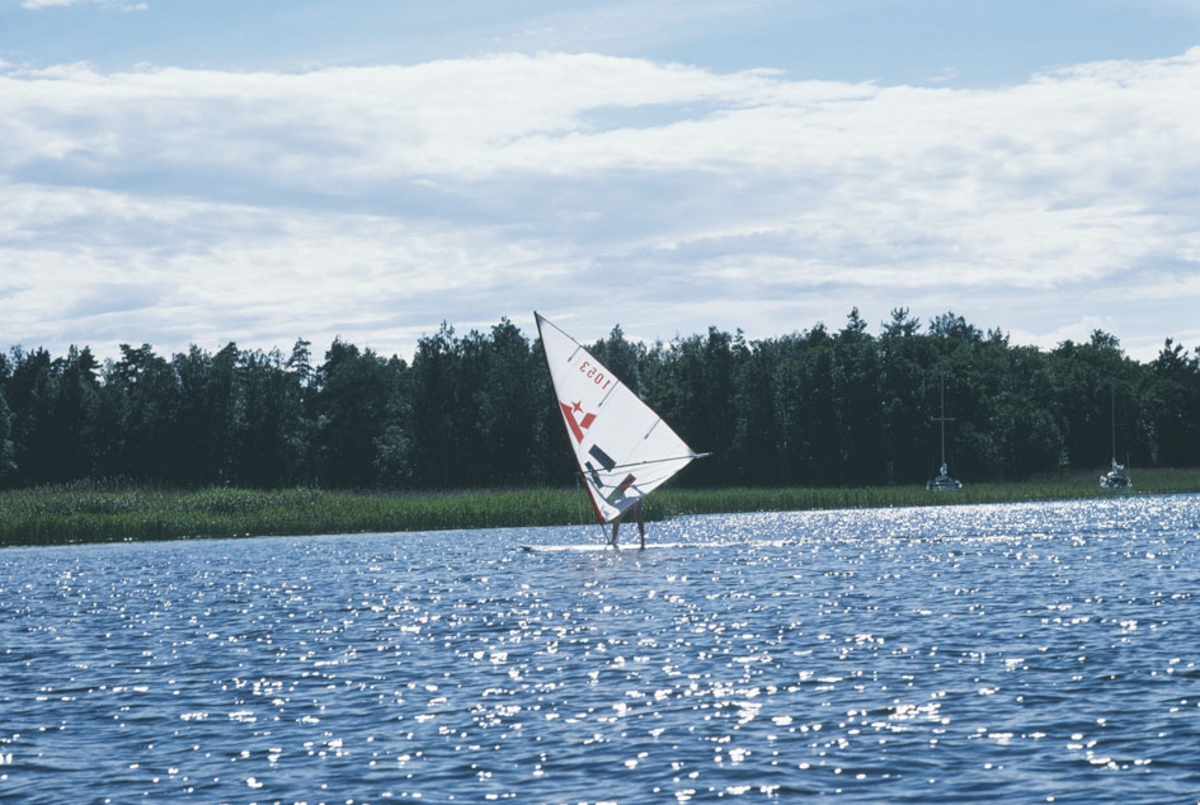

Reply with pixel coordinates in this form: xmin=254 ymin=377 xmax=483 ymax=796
xmin=578 ymin=360 xmax=612 ymax=391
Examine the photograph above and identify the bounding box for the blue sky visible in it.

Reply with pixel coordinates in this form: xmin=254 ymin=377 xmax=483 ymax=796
xmin=2 ymin=0 xmax=1199 ymax=362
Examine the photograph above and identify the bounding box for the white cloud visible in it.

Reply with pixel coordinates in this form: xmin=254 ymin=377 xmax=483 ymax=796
xmin=1 ymin=48 xmax=1198 ymax=361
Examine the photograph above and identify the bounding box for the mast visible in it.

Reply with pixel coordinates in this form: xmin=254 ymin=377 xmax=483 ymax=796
xmin=927 ymin=374 xmax=961 ymax=490
xmin=1110 ymin=377 xmax=1118 ymax=468
xmin=933 ymin=376 xmax=954 ymax=467
xmin=1100 ymin=374 xmax=1131 ymax=490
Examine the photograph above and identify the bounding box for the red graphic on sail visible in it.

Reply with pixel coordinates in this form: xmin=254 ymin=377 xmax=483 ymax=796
xmin=560 ymin=400 xmax=596 ymax=444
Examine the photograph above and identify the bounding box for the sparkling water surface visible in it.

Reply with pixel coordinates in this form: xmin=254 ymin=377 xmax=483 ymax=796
xmin=3 ymin=495 xmax=1200 ymax=804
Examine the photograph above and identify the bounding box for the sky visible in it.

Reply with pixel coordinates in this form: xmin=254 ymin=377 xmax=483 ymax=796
xmin=2 ymin=0 xmax=1199 ymax=365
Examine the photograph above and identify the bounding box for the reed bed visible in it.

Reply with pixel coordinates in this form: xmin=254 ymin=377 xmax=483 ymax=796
xmin=2 ymin=468 xmax=1198 ymax=548
xmin=650 ymin=468 xmax=1200 ymax=519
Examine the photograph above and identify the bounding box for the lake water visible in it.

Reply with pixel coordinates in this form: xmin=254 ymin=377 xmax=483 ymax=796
xmin=3 ymin=495 xmax=1200 ymax=804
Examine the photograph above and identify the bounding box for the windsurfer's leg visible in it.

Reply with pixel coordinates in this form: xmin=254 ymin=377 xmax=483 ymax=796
xmin=610 ymin=518 xmax=619 ymax=547
xmin=634 ymin=501 xmax=645 ymax=548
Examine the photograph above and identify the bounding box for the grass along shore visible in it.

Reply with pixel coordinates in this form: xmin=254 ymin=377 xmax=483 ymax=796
xmin=2 ymin=467 xmax=1199 ymax=548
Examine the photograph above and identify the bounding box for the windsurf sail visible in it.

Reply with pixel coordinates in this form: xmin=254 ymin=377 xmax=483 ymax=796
xmin=535 ymin=312 xmax=704 ymax=524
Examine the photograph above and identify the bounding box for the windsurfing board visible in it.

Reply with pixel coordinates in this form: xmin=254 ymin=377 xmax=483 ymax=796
xmin=518 ymin=542 xmax=693 ymax=552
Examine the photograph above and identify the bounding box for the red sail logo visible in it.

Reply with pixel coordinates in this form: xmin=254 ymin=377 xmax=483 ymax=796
xmin=560 ymin=400 xmax=596 ymax=443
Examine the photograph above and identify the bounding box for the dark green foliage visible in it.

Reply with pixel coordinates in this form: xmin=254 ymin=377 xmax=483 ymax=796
xmin=0 ymin=385 xmax=15 ymax=485
xmin=4 ymin=346 xmax=104 ymax=484
xmin=1150 ymin=339 xmax=1200 ymax=466
xmin=1 ymin=313 xmax=1198 ymax=493
xmin=310 ymin=338 xmax=402 ymax=488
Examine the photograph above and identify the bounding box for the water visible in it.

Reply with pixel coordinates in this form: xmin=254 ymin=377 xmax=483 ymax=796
xmin=3 ymin=495 xmax=1200 ymax=804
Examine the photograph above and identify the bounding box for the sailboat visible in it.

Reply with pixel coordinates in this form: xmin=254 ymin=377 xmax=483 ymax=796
xmin=1100 ymin=379 xmax=1132 ymax=490
xmin=535 ymin=312 xmax=706 ymax=545
xmin=926 ymin=376 xmax=962 ymax=491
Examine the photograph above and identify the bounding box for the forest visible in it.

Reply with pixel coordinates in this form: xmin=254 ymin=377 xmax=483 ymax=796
xmin=1 ymin=309 xmax=1199 ymax=492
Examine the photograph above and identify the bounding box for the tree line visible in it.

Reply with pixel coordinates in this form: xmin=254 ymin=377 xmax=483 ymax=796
xmin=1 ymin=310 xmax=1198 ymax=491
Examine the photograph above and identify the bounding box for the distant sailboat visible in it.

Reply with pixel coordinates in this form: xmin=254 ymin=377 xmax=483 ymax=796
xmin=1100 ymin=379 xmax=1132 ymax=491
xmin=536 ymin=313 xmax=706 ymax=544
xmin=927 ymin=376 xmax=962 ymax=491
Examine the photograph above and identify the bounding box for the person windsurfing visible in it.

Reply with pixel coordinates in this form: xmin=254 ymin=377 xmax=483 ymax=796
xmin=535 ymin=312 xmax=706 ymax=549
xmin=609 ymin=498 xmax=645 ymax=549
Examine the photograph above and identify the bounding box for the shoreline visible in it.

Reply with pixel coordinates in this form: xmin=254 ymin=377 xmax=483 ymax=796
xmin=3 ymin=468 xmax=1198 ymax=548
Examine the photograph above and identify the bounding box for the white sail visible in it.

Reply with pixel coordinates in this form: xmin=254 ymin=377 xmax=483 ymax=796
xmin=536 ymin=312 xmax=701 ymax=524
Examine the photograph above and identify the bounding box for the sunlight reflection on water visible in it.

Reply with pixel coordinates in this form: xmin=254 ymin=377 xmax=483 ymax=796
xmin=2 ymin=495 xmax=1200 ymax=803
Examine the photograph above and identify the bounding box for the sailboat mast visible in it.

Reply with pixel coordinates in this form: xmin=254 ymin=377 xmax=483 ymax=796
xmin=932 ymin=376 xmax=954 ymax=465
xmin=940 ymin=378 xmax=947 ymax=465
xmin=926 ymin=373 xmax=962 ymax=490
xmin=1110 ymin=377 xmax=1117 ymax=466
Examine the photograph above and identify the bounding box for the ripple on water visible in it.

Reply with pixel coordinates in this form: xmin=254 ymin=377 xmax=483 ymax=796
xmin=2 ymin=494 xmax=1199 ymax=803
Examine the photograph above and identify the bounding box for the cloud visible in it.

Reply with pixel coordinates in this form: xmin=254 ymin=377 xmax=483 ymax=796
xmin=1 ymin=49 xmax=1198 ymax=361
